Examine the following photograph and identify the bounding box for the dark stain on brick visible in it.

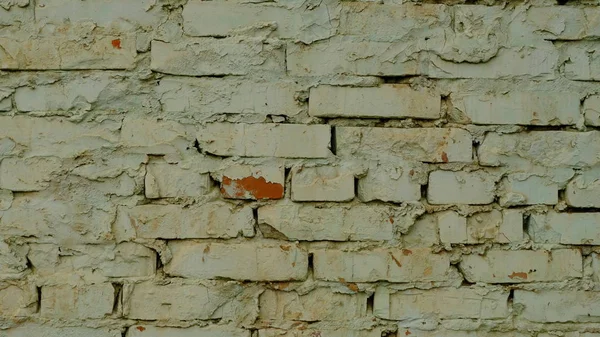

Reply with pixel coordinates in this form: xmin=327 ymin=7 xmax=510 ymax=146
xmin=221 ymin=176 xmax=284 ymax=200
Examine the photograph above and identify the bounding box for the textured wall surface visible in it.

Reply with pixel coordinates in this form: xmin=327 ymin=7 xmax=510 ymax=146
xmin=1 ymin=0 xmax=600 ymax=336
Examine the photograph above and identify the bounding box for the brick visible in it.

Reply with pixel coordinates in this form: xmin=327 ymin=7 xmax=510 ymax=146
xmin=561 ymin=41 xmax=600 ymax=81
xmin=14 ymin=75 xmax=111 ymax=112
xmin=498 ymin=175 xmax=558 ymax=206
xmin=182 ymin=1 xmax=336 ymax=43
xmin=479 ymin=131 xmax=600 ymax=168
xmin=258 ymin=203 xmax=408 ymax=241
xmin=405 ymin=331 xmax=530 ymax=337
xmin=403 ymin=214 xmax=439 ymax=247
xmin=529 ymin=211 xmax=600 ymax=244
xmin=526 ymin=7 xmax=600 ymax=40
xmin=165 ymin=242 xmax=308 ymax=281
xmin=0 ymin=241 xmax=28 ymax=278
xmin=456 ymin=91 xmax=580 ymax=125
xmin=585 ymin=95 xmax=600 ymax=126
xmin=127 ymin=326 xmax=251 ymax=337
xmin=0 ymin=157 xmax=62 ymax=191
xmin=374 ymin=286 xmax=509 ymax=320
xmin=291 ymin=166 xmax=354 ymax=202
xmin=259 ymin=288 xmax=368 ymax=322
xmin=287 ymin=37 xmax=419 ymax=76
xmin=121 ymin=117 xmax=194 ymax=155
xmin=438 ymin=209 xmax=523 ymax=244
xmin=125 ymin=282 xmax=256 ymax=321
xmin=426 ymin=46 xmax=558 ymax=79
xmin=459 ymin=249 xmax=582 ymax=283
xmin=1 ymin=187 xmax=115 ymax=244
xmin=309 ymin=85 xmax=441 ymax=119
xmin=116 ymin=202 xmax=254 ymax=240
xmin=28 ymin=243 xmax=156 ymax=281
xmin=151 ymin=39 xmax=285 ymax=76
xmin=514 ymin=290 xmax=600 ymax=322
xmin=197 ymin=123 xmax=331 ymax=158
xmin=145 ymin=161 xmax=211 ymax=198
xmin=336 ymin=127 xmax=472 ymax=163
xmin=339 ymin=3 xmax=449 ymax=41
xmin=41 ymin=283 xmax=114 ymax=319
xmin=156 ymin=77 xmax=301 ymax=116
xmin=0 ymin=325 xmax=120 ymax=337
xmin=313 ymin=248 xmax=451 ymax=282
xmin=0 ymin=283 xmax=37 ymax=318
xmin=219 ymin=164 xmax=285 ymax=200
xmin=35 ymin=0 xmax=165 ymax=27
xmin=357 ymin=161 xmax=422 ymax=202
xmin=428 ymin=171 xmax=496 ymax=205
xmin=539 ymin=334 xmax=599 ymax=337
xmin=565 ymin=170 xmax=600 ymax=207
xmin=0 ymin=32 xmax=136 ymax=70
xmin=0 ymin=5 xmax=32 ymax=26
xmin=259 ymin=328 xmax=383 ymax=337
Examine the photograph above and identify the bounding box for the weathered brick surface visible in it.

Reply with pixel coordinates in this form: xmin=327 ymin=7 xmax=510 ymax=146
xmin=3 ymin=1 xmax=600 ymax=335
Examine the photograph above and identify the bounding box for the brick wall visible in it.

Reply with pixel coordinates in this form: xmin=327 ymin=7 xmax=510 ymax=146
xmin=0 ymin=0 xmax=599 ymax=336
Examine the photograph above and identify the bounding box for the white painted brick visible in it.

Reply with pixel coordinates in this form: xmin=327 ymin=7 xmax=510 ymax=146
xmin=374 ymin=287 xmax=509 ymax=320
xmin=403 ymin=214 xmax=440 ymax=247
xmin=562 ymin=41 xmax=600 ymax=81
xmin=182 ymin=1 xmax=336 ymax=44
xmin=258 ymin=202 xmax=409 ymax=241
xmin=459 ymin=249 xmax=582 ymax=283
xmin=156 ymin=77 xmax=301 ymax=116
xmin=585 ymin=95 xmax=600 ymax=126
xmin=165 ymin=242 xmax=308 ymax=281
xmin=514 ymin=290 xmax=600 ymax=322
xmin=287 ymin=37 xmax=419 ymax=76
xmin=259 ymin=328 xmax=383 ymax=337
xmin=357 ymin=162 xmax=422 ymax=203
xmin=336 ymin=127 xmax=472 ymax=163
xmin=0 ymin=5 xmax=32 ymax=26
xmin=151 ymin=39 xmax=285 ymax=76
xmin=313 ymin=248 xmax=451 ymax=282
xmin=479 ymin=131 xmax=600 ymax=168
xmin=36 ymin=0 xmax=166 ymax=28
xmin=0 ymin=32 xmax=136 ymax=70
xmin=0 ymin=241 xmax=27 ymax=278
xmin=566 ymin=169 xmax=600 ymax=207
xmin=219 ymin=164 xmax=285 ymax=200
xmin=14 ymin=76 xmax=111 ymax=112
xmin=428 ymin=171 xmax=496 ymax=205
xmin=125 ymin=282 xmax=255 ymax=321
xmin=456 ymin=91 xmax=580 ymax=125
xmin=0 ymin=157 xmax=62 ymax=191
xmin=339 ymin=3 xmax=449 ymax=41
xmin=0 ymin=325 xmax=120 ymax=337
xmin=526 ymin=7 xmax=600 ymax=40
xmin=28 ymin=243 xmax=156 ymax=281
xmin=259 ymin=288 xmax=368 ymax=322
xmin=1 ymin=187 xmax=115 ymax=244
xmin=405 ymin=331 xmax=530 ymax=337
xmin=529 ymin=211 xmax=600 ymax=244
xmin=41 ymin=283 xmax=114 ymax=319
xmin=121 ymin=117 xmax=194 ymax=155
xmin=0 ymin=283 xmax=37 ymax=318
xmin=291 ymin=166 xmax=354 ymax=202
xmin=439 ymin=209 xmax=523 ymax=244
xmin=197 ymin=123 xmax=331 ymax=158
xmin=116 ymin=202 xmax=254 ymax=240
xmin=309 ymin=85 xmax=441 ymax=119
xmin=539 ymin=334 xmax=600 ymax=337
xmin=127 ymin=326 xmax=251 ymax=337
xmin=498 ymin=175 xmax=558 ymax=206
xmin=145 ymin=161 xmax=211 ymax=198
xmin=426 ymin=46 xmax=558 ymax=79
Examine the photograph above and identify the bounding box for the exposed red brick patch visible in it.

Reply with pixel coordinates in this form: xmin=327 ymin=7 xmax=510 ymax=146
xmin=390 ymin=254 xmax=402 ymax=268
xmin=508 ymin=271 xmax=528 ymax=280
xmin=221 ymin=175 xmax=284 ymax=200
xmin=441 ymin=151 xmax=449 ymax=163
xmin=405 ymin=330 xmax=412 ymax=336
xmin=338 ymin=278 xmax=359 ymax=292
xmin=402 ymin=249 xmax=413 ymax=256
xmin=136 ymin=326 xmax=146 ymax=332
xmin=111 ymin=39 xmax=122 ymax=49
